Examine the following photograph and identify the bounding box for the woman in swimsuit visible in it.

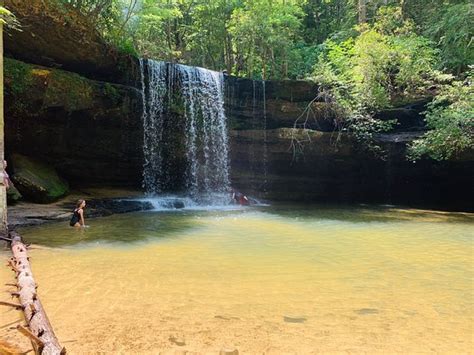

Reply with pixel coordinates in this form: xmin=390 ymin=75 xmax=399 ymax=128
xmin=70 ymin=199 xmax=86 ymax=227
xmin=2 ymin=160 xmax=10 ymax=189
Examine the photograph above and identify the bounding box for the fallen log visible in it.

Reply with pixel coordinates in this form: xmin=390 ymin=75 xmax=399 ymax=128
xmin=7 ymin=231 xmax=65 ymax=355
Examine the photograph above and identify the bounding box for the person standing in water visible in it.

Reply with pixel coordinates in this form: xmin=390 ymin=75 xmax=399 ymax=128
xmin=70 ymin=199 xmax=86 ymax=227
xmin=2 ymin=160 xmax=10 ymax=189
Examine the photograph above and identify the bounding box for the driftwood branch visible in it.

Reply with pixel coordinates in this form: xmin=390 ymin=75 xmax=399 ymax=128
xmin=6 ymin=231 xmax=64 ymax=355
xmin=0 ymin=300 xmax=23 ymax=309
xmin=289 ymin=86 xmax=347 ymax=162
xmin=17 ymin=325 xmax=45 ymax=352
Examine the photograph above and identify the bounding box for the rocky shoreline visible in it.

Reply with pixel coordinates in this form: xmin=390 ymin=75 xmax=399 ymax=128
xmin=7 ymin=188 xmax=152 ymax=229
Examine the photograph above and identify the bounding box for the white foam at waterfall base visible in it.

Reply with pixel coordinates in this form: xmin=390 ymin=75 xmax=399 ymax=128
xmin=137 ymin=194 xmax=247 ymax=212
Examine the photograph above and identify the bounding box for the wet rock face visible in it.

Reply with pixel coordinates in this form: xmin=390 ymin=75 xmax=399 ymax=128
xmin=224 ymin=76 xmax=341 ymax=131
xmin=4 ymin=59 xmax=143 ymax=187
xmin=3 ymin=60 xmax=473 ymax=210
xmin=374 ymin=101 xmax=429 ymax=131
xmin=230 ymin=129 xmax=474 ymax=210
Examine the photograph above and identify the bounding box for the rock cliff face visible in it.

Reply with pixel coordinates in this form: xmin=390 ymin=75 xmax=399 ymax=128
xmin=5 ymin=58 xmax=473 ymax=210
xmin=4 ymin=59 xmax=143 ymax=186
xmin=3 ymin=1 xmax=473 ymax=210
xmin=230 ymin=129 xmax=474 ymax=209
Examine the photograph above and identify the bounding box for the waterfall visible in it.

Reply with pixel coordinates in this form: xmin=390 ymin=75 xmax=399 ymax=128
xmin=140 ymin=59 xmax=167 ymax=194
xmin=262 ymin=80 xmax=268 ymax=195
xmin=140 ymin=59 xmax=231 ymax=201
xmin=176 ymin=65 xmax=231 ymax=196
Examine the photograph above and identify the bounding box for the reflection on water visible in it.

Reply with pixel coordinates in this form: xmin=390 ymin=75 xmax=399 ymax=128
xmin=1 ymin=204 xmax=473 ymax=353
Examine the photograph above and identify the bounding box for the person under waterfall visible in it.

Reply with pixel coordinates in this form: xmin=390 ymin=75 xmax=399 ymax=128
xmin=70 ymin=199 xmax=87 ymax=227
xmin=232 ymin=189 xmax=250 ymax=206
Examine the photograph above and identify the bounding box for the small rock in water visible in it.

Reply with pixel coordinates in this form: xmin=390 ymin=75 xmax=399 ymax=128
xmin=355 ymin=308 xmax=379 ymax=315
xmin=220 ymin=347 xmax=239 ymax=355
xmin=283 ymin=316 xmax=307 ymax=323
xmin=169 ymin=336 xmax=186 ymax=346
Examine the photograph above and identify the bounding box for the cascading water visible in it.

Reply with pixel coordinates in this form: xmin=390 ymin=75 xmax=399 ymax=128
xmin=140 ymin=59 xmax=231 ymax=204
xmin=140 ymin=59 xmax=168 ymax=194
xmin=176 ymin=65 xmax=231 ymax=197
xmin=261 ymin=80 xmax=268 ymax=195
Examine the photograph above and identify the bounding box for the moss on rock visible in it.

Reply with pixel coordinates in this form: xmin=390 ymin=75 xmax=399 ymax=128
xmin=103 ymin=83 xmax=121 ymax=104
xmin=4 ymin=57 xmax=95 ymax=112
xmin=11 ymin=154 xmax=69 ymax=203
xmin=44 ymin=69 xmax=94 ymax=110
xmin=7 ymin=183 xmax=22 ymax=204
xmin=3 ymin=58 xmax=34 ymax=96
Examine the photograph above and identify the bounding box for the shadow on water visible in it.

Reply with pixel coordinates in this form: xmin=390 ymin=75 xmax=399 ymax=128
xmin=16 ymin=202 xmax=474 ymax=249
xmin=17 ymin=211 xmax=200 ymax=248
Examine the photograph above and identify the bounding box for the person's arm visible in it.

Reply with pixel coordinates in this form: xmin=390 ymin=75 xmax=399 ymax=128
xmin=3 ymin=177 xmax=9 ymax=189
xmin=79 ymin=209 xmax=85 ymax=226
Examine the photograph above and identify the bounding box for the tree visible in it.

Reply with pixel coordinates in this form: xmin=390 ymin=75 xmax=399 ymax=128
xmin=229 ymin=0 xmax=306 ymax=79
xmin=358 ymin=0 xmax=367 ymax=23
xmin=302 ymin=0 xmax=356 ymax=44
xmin=310 ymin=6 xmax=438 ymax=154
xmin=425 ymin=3 xmax=473 ymax=74
xmin=408 ymin=71 xmax=474 ymax=161
xmin=0 ymin=8 xmax=6 ymax=234
xmin=0 ymin=5 xmax=20 ymax=233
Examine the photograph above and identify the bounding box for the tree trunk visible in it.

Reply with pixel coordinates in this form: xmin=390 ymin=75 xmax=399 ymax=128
xmin=0 ymin=16 xmax=7 ymax=236
xmin=358 ymin=0 xmax=367 ymax=23
xmin=225 ymin=33 xmax=233 ymax=74
xmin=8 ymin=231 xmax=64 ymax=355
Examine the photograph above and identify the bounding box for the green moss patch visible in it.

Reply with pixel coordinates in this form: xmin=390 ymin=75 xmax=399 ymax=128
xmin=11 ymin=154 xmax=69 ymax=203
xmin=44 ymin=69 xmax=95 ymax=111
xmin=4 ymin=58 xmax=35 ymax=96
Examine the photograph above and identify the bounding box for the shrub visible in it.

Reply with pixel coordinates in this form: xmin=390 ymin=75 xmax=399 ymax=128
xmin=408 ymin=70 xmax=474 ymax=161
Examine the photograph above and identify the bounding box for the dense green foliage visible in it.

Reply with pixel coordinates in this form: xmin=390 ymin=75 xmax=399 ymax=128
xmin=0 ymin=5 xmax=20 ymax=29
xmin=408 ymin=71 xmax=474 ymax=160
xmin=56 ymin=0 xmax=472 ymax=78
xmin=308 ymin=8 xmax=439 ymax=151
xmin=50 ymin=1 xmax=474 ymax=159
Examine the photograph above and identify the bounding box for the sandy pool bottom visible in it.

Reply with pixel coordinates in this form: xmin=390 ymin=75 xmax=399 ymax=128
xmin=1 ymin=207 xmax=473 ymax=353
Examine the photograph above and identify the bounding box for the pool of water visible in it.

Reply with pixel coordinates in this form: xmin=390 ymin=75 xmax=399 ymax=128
xmin=1 ymin=204 xmax=473 ymax=353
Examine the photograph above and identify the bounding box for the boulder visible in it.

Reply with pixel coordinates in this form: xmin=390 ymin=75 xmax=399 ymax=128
xmin=10 ymin=154 xmax=69 ymax=203
xmin=7 ymin=183 xmax=22 ymax=204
